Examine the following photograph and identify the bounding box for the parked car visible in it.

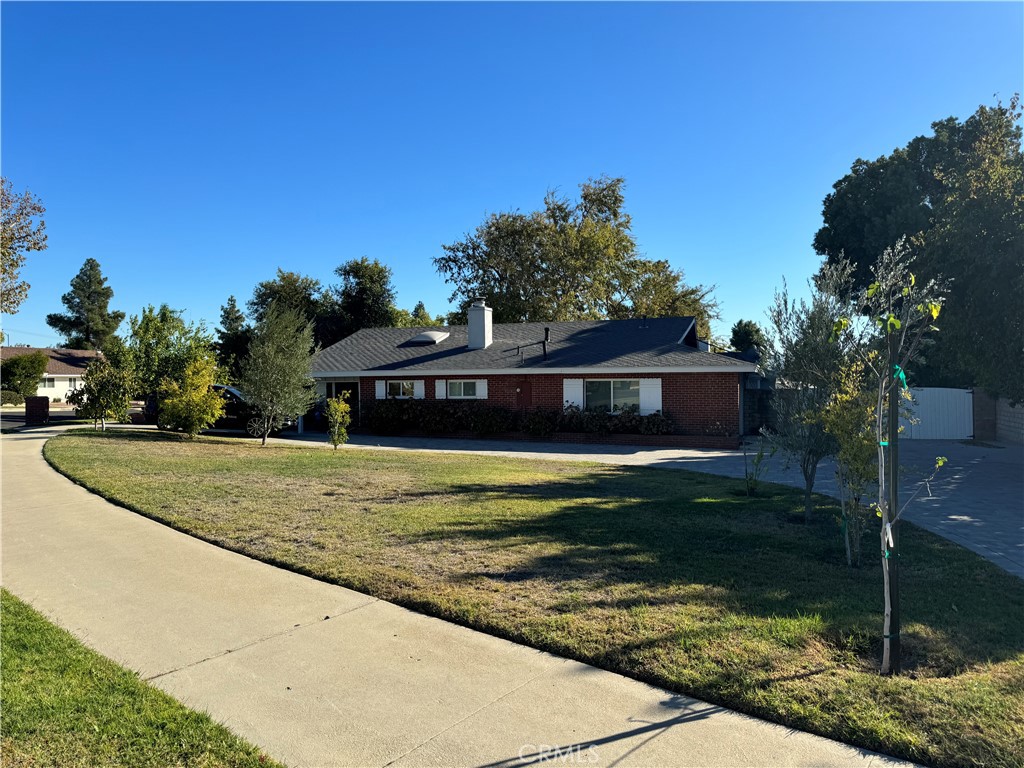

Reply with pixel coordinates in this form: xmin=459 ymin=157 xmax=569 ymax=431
xmin=211 ymin=384 xmax=296 ymax=437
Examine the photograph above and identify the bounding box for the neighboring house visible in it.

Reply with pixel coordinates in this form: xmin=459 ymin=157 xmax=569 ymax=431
xmin=0 ymin=346 xmax=100 ymax=400
xmin=312 ymin=300 xmax=758 ymax=447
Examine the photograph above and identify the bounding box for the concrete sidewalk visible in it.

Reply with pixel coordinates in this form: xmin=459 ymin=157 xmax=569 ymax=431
xmin=1 ymin=426 xmax=912 ymax=767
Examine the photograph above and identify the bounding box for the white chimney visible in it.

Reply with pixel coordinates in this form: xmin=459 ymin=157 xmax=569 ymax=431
xmin=467 ymin=298 xmax=492 ymax=349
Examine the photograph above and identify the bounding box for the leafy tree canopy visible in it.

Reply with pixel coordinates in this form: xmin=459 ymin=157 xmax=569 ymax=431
xmin=392 ymin=300 xmax=444 ymax=328
xmin=813 ymin=97 xmax=1023 ymax=399
xmin=45 ymin=258 xmax=125 ymax=350
xmin=158 ymin=353 xmax=225 ymax=437
xmin=248 ymin=269 xmax=324 ymax=325
xmin=0 ymin=351 xmax=49 ymax=398
xmin=66 ymin=356 xmax=135 ymax=430
xmin=248 ymin=268 xmax=341 ymax=349
xmin=122 ymin=304 xmax=214 ymax=397
xmin=435 ymin=176 xmax=719 ymax=335
xmin=729 ymin=319 xmax=769 ymax=356
xmin=238 ymin=302 xmax=318 ymax=445
xmin=1 ymin=178 xmax=47 ymax=316
xmin=333 ymin=257 xmax=398 ymax=338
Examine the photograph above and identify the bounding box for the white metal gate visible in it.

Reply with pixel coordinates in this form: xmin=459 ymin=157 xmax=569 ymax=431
xmin=899 ymin=387 xmax=974 ymax=440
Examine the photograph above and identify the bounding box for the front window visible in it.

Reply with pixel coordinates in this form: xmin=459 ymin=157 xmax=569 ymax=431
xmin=447 ymin=380 xmax=477 ymax=398
xmin=387 ymin=380 xmax=415 ymax=398
xmin=41 ymin=378 xmax=55 ymax=389
xmin=584 ymin=379 xmax=640 ymax=413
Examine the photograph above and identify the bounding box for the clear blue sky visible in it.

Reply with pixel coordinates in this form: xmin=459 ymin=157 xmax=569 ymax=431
xmin=2 ymin=1 xmax=1021 ymax=347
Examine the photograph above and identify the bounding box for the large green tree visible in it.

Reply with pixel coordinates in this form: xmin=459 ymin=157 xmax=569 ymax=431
xmin=813 ymin=98 xmax=1023 ymax=400
xmin=45 ymin=259 xmax=125 ymax=350
xmin=392 ymin=300 xmax=444 ymax=328
xmin=238 ymin=303 xmax=318 ymax=446
xmin=122 ymin=304 xmax=214 ymax=401
xmin=0 ymin=351 xmax=49 ymax=397
xmin=435 ymin=176 xmax=718 ymax=331
xmin=332 ymin=257 xmax=398 ymax=338
xmin=247 ymin=268 xmax=343 ymax=349
xmin=248 ymin=269 xmax=324 ymax=325
xmin=1 ymin=178 xmax=47 ymax=316
xmin=607 ymin=259 xmax=720 ymax=339
xmin=730 ymin=319 xmax=768 ymax=356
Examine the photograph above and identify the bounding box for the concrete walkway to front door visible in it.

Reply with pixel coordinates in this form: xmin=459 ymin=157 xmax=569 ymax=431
xmin=2 ymin=425 xmax=913 ymax=768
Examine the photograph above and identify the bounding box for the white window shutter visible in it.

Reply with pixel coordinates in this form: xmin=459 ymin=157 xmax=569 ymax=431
xmin=413 ymin=380 xmax=425 ymax=399
xmin=563 ymin=379 xmax=584 ymax=408
xmin=435 ymin=380 xmax=447 ymax=399
xmin=639 ymin=378 xmax=662 ymax=415
xmin=476 ymin=379 xmax=488 ymax=399
xmin=375 ymin=380 xmax=386 ymax=400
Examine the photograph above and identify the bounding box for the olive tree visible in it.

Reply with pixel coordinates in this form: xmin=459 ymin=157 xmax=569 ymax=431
xmin=765 ymin=262 xmax=857 ymax=522
xmin=238 ymin=303 xmax=318 ymax=446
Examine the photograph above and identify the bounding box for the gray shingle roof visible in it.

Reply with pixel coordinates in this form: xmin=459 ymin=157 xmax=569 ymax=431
xmin=313 ymin=317 xmax=756 ymax=375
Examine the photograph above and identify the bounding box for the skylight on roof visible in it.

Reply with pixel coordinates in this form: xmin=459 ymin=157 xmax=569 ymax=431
xmin=410 ymin=330 xmax=450 ymax=345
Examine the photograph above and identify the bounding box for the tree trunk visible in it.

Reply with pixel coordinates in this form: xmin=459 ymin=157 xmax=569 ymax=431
xmin=881 ymin=524 xmax=893 ymax=674
xmin=803 ymin=459 xmax=817 ymax=523
xmin=880 ymin=331 xmax=901 ymax=675
xmin=886 ymin=337 xmax=901 ymax=674
xmin=837 ymin=466 xmax=852 ymax=567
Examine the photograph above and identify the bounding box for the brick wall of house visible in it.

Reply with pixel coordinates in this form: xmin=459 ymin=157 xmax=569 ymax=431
xmin=359 ymin=371 xmax=742 ymax=436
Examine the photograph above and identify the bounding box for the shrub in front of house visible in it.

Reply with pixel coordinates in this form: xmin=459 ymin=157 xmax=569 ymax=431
xmin=523 ymin=408 xmax=559 ymax=437
xmin=1 ymin=390 xmax=26 ymax=406
xmin=464 ymin=403 xmax=520 ymax=435
xmin=367 ymin=399 xmax=675 ymax=438
xmin=639 ymin=410 xmax=674 ymax=435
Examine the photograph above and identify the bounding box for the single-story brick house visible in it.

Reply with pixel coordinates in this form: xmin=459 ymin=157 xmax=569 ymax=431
xmin=312 ymin=300 xmax=757 ymax=447
xmin=0 ymin=346 xmax=100 ymax=401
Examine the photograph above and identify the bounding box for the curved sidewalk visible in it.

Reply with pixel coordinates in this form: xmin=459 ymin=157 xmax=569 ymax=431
xmin=2 ymin=426 xmax=912 ymax=768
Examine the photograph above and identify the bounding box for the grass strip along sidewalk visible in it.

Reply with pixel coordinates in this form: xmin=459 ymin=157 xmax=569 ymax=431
xmin=44 ymin=429 xmax=1024 ymax=768
xmin=0 ymin=589 xmax=281 ymax=767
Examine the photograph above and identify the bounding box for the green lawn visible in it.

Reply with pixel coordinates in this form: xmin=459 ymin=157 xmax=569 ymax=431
xmin=44 ymin=429 xmax=1024 ymax=768
xmin=0 ymin=589 xmax=281 ymax=768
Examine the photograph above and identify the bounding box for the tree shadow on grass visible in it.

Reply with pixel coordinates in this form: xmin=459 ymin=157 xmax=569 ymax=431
xmin=405 ymin=466 xmax=1024 ymax=668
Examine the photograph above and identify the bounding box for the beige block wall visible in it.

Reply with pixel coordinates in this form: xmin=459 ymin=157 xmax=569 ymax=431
xmin=996 ymin=398 xmax=1024 ymax=444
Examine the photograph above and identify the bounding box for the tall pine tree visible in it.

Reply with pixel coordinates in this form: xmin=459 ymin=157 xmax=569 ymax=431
xmin=46 ymin=258 xmax=125 ymax=350
xmin=215 ymin=295 xmax=251 ymax=381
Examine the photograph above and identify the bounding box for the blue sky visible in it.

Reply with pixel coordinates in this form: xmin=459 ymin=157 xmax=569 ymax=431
xmin=2 ymin=1 xmax=1021 ymax=347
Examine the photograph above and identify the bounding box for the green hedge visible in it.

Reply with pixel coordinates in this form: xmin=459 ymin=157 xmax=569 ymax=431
xmin=1 ymin=390 xmax=26 ymax=406
xmin=367 ymin=400 xmax=674 ymax=438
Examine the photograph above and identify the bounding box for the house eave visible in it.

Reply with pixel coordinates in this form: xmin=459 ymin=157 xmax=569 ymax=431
xmin=313 ymin=364 xmax=756 ymax=378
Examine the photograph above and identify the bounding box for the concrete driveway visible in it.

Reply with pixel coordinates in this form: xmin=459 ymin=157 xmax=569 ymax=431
xmin=299 ymin=433 xmax=1024 ymax=579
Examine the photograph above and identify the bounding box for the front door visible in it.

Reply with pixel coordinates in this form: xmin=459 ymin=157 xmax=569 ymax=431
xmin=516 ymin=379 xmax=532 ymax=410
